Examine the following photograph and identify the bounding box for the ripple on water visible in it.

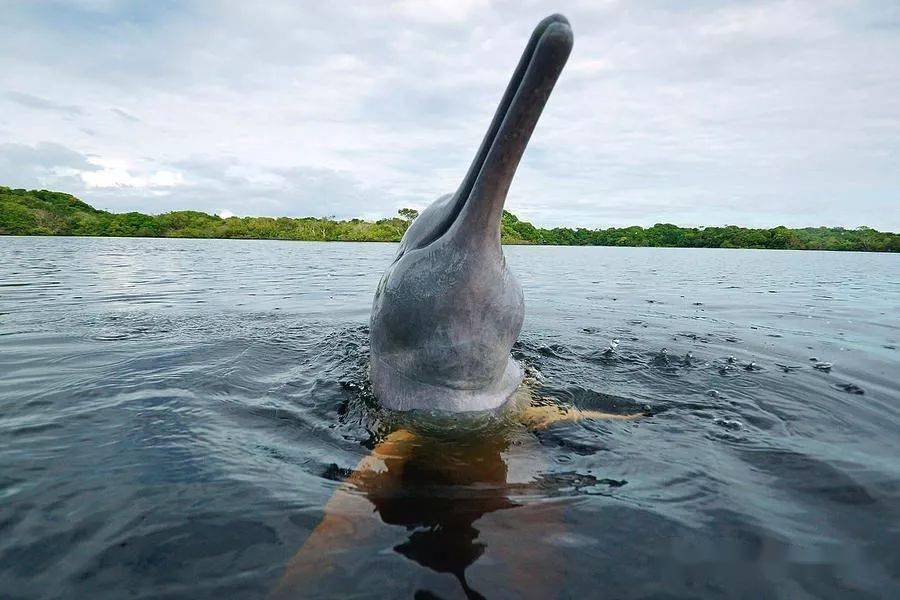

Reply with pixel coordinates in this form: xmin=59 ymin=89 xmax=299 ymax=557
xmin=0 ymin=239 xmax=897 ymax=598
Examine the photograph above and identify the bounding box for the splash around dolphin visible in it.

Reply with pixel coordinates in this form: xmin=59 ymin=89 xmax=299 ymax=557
xmin=370 ymin=14 xmax=573 ymax=413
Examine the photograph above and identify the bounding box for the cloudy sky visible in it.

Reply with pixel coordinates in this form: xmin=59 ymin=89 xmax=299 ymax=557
xmin=1 ymin=0 xmax=898 ymax=229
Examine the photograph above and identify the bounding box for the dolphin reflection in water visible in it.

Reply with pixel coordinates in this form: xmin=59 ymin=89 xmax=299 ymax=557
xmin=275 ymin=15 xmax=644 ymax=599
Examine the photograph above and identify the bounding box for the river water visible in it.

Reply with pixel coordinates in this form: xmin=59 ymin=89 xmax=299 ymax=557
xmin=1 ymin=237 xmax=898 ymax=599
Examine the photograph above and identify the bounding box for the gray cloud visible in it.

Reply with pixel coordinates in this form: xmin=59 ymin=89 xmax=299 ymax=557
xmin=156 ymin=156 xmax=410 ymax=219
xmin=110 ymin=107 xmax=140 ymax=122
xmin=0 ymin=0 xmax=897 ymax=230
xmin=0 ymin=141 xmax=408 ymax=219
xmin=0 ymin=142 xmax=98 ymax=188
xmin=5 ymin=91 xmax=83 ymax=116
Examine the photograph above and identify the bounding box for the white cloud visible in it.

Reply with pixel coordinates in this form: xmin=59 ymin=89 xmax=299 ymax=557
xmin=0 ymin=0 xmax=897 ymax=229
xmin=78 ymin=158 xmax=184 ymax=189
xmin=149 ymin=170 xmax=184 ymax=187
xmin=391 ymin=0 xmax=490 ymax=23
xmin=80 ymin=168 xmax=142 ymax=188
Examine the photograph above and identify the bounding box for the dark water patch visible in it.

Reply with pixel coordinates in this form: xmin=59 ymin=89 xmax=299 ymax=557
xmin=85 ymin=518 xmax=278 ymax=580
xmin=833 ymin=381 xmax=865 ymax=394
xmin=6 ymin=422 xmax=65 ymax=438
xmin=737 ymin=449 xmax=879 ymax=507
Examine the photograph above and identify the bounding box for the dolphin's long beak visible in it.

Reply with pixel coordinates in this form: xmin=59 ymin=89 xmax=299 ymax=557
xmin=448 ymin=14 xmax=573 ymax=249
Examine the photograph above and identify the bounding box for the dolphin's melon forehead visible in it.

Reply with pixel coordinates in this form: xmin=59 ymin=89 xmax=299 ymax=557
xmin=369 ymin=15 xmax=573 ymax=413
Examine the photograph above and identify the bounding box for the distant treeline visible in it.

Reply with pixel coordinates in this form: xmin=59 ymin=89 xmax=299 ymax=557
xmin=1 ymin=186 xmax=897 ymax=252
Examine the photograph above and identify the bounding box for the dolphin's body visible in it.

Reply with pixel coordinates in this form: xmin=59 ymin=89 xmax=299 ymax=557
xmin=370 ymin=14 xmax=573 ymax=412
xmin=274 ymin=22 xmax=652 ymax=598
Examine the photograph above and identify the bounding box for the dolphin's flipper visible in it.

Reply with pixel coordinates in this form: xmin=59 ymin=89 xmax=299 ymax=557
xmin=521 ymin=403 xmax=645 ymax=430
xmin=272 ymin=429 xmax=419 ymax=598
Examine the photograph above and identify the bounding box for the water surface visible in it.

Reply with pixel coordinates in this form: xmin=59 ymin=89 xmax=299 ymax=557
xmin=1 ymin=237 xmax=898 ymax=598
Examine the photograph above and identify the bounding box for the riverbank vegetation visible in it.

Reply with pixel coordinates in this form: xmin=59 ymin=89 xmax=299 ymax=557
xmin=1 ymin=186 xmax=897 ymax=252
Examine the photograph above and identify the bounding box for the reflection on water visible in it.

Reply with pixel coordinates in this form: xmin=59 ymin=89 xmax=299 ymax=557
xmin=0 ymin=237 xmax=898 ymax=599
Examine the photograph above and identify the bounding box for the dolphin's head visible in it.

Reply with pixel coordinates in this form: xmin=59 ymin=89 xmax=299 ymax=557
xmin=370 ymin=15 xmax=573 ymax=412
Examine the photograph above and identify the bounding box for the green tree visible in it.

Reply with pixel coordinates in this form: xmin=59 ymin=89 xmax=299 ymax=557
xmin=398 ymin=208 xmax=419 ymax=222
xmin=1 ymin=185 xmax=897 ymax=252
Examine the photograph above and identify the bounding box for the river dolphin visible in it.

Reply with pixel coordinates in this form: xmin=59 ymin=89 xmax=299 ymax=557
xmin=370 ymin=14 xmax=574 ymax=412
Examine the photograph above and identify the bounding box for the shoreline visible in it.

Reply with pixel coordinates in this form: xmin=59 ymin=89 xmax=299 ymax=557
xmin=3 ymin=186 xmax=898 ymax=252
xmin=2 ymin=233 xmax=897 ymax=254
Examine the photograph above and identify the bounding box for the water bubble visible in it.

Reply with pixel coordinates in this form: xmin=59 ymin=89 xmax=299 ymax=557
xmin=653 ymin=347 xmax=672 ymax=365
xmin=714 ymin=418 xmax=743 ymax=430
xmin=706 ymin=390 xmax=721 ymax=398
xmin=601 ymin=339 xmax=620 ymax=357
xmin=525 ymin=365 xmax=545 ymax=382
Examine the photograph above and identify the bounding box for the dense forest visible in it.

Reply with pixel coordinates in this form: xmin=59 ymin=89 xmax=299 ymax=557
xmin=1 ymin=186 xmax=897 ymax=252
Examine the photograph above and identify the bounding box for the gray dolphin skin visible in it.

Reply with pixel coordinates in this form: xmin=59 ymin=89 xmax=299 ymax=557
xmin=370 ymin=14 xmax=573 ymax=412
